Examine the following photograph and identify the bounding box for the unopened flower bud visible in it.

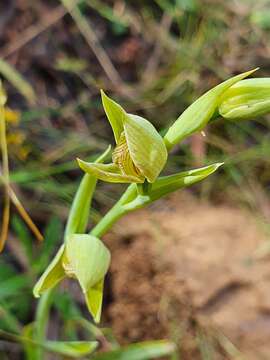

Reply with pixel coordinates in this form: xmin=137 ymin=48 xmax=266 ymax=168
xmin=218 ymin=78 xmax=270 ymax=120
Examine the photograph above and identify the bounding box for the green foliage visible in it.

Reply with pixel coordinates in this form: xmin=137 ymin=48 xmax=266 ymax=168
xmin=0 ymin=1 xmax=270 ymax=359
xmin=0 ymin=328 xmax=98 ymax=358
xmin=91 ymin=340 xmax=175 ymax=360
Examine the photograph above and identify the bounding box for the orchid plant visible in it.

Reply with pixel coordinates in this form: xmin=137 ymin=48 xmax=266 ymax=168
xmin=2 ymin=68 xmax=269 ymax=358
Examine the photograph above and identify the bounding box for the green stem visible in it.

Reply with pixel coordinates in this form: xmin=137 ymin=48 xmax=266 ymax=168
xmin=90 ymin=184 xmax=136 ymax=238
xmin=35 ymin=288 xmax=55 ymax=360
xmin=90 ymin=203 xmax=125 ymax=238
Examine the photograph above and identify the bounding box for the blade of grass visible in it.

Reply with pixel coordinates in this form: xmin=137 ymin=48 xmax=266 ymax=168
xmin=0 ymin=84 xmax=10 ymax=252
xmin=8 ymin=187 xmax=43 ymax=242
xmin=0 ymin=5 xmax=67 ymax=59
xmin=0 ymin=328 xmax=98 ymax=358
xmin=91 ymin=340 xmax=175 ymax=360
xmin=60 ymin=0 xmax=131 ymax=96
xmin=0 ymin=60 xmax=35 ymax=104
xmin=0 ymin=172 xmax=43 ymax=242
xmin=217 ymin=332 xmax=247 ymax=360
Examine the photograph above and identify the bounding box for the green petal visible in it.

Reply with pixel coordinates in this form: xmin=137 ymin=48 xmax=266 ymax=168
xmin=112 ymin=132 xmax=145 ymax=181
xmin=101 ymin=90 xmax=124 ymax=144
xmin=33 ymin=245 xmax=66 ymax=297
xmin=85 ymin=279 xmax=104 ymax=323
xmin=219 ymin=78 xmax=270 ymax=120
xmin=163 ymin=69 xmax=258 ymax=149
xmin=66 ymin=234 xmax=110 ymax=293
xmin=77 ymin=159 xmax=144 ymax=183
xmin=123 ymin=114 xmax=168 ymax=183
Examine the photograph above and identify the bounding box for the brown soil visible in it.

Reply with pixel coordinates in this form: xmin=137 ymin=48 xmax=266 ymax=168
xmin=104 ymin=192 xmax=270 ymax=359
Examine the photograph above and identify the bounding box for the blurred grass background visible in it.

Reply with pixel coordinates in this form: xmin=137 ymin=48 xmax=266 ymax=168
xmin=0 ymin=0 xmax=269 ymax=358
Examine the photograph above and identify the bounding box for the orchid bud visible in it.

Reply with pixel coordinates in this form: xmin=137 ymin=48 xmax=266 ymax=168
xmin=34 ymin=235 xmax=110 ymax=323
xmin=163 ymin=69 xmax=258 ymax=150
xmin=77 ymin=91 xmax=168 ymax=183
xmin=218 ymin=78 xmax=270 ymax=120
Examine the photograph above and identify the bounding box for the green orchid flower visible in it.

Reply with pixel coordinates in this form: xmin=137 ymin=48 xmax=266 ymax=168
xmin=77 ymin=91 xmax=168 ymax=183
xmin=33 ymin=234 xmax=111 ymax=323
xmin=218 ymin=78 xmax=270 ymax=120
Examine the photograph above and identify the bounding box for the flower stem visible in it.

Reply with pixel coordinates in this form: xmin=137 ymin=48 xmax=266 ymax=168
xmin=90 ymin=203 xmax=125 ymax=238
xmin=90 ymin=184 xmax=137 ymax=238
xmin=35 ymin=288 xmax=54 ymax=360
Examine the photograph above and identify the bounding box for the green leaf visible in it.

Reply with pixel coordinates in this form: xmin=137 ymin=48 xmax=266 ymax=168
xmin=0 ymin=275 xmax=29 ymax=301
xmin=163 ymin=69 xmax=258 ymax=149
xmin=22 ymin=323 xmax=37 ymax=360
xmin=85 ymin=278 xmax=104 ymax=323
xmin=218 ymin=78 xmax=270 ymax=120
xmin=0 ymin=304 xmax=21 ymax=333
xmin=101 ymin=90 xmax=124 ymax=144
xmin=44 ymin=340 xmax=98 ymax=357
xmin=0 ymin=59 xmax=36 ymax=104
xmin=0 ymin=328 xmax=98 ymax=358
xmin=11 ymin=215 xmax=33 ymax=263
xmin=34 ymin=216 xmax=63 ymax=273
xmin=77 ymin=160 xmax=144 ymax=183
xmin=91 ymin=340 xmax=175 ymax=360
xmin=65 ymin=146 xmax=111 ymax=239
xmin=33 ymin=245 xmax=66 ymax=298
xmin=66 ymin=235 xmax=110 ymax=293
xmin=123 ymin=114 xmax=168 ymax=183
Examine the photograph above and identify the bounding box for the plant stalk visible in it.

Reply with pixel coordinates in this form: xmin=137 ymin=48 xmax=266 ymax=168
xmin=90 ymin=184 xmax=136 ymax=238
xmin=34 ymin=288 xmax=55 ymax=360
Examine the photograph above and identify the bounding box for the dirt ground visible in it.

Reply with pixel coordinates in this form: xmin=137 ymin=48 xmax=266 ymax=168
xmin=104 ymin=192 xmax=270 ymax=359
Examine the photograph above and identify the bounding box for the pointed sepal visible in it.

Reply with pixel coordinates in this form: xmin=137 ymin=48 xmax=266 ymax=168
xmin=101 ymin=90 xmax=124 ymax=144
xmin=123 ymin=163 xmax=224 ymax=211
xmin=85 ymin=278 xmax=104 ymax=323
xmin=77 ymin=160 xmax=144 ymax=183
xmin=148 ymin=163 xmax=224 ymax=201
xmin=33 ymin=245 xmax=66 ymax=298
